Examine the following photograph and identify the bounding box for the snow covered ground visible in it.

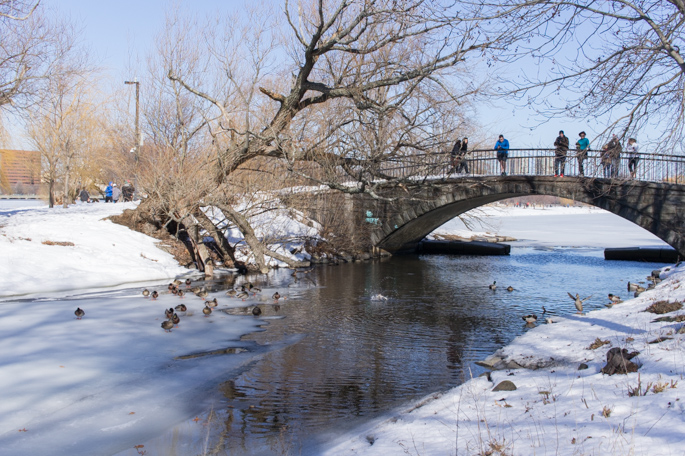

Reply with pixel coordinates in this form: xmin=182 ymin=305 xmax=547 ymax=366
xmin=0 ymin=200 xmax=681 ymax=455
xmin=0 ymin=201 xmax=188 ymax=297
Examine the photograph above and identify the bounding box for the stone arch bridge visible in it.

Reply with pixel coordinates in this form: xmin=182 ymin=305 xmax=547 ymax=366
xmin=298 ymin=149 xmax=685 ymax=257
xmin=322 ymin=175 xmax=685 ymax=257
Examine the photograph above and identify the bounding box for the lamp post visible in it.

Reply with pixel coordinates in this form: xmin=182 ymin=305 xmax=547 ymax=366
xmin=124 ymin=80 xmax=140 ymax=160
xmin=124 ymin=80 xmax=140 ymax=199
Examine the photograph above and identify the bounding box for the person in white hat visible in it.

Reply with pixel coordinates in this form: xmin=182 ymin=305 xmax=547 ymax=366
xmin=112 ymin=183 xmax=122 ymax=203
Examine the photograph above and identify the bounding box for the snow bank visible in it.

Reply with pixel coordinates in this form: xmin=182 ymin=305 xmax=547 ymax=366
xmin=0 ymin=202 xmax=188 ymax=297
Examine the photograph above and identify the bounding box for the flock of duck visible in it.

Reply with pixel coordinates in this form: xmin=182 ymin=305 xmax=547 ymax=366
xmin=486 ymin=269 xmax=664 ymax=327
xmin=73 ymin=278 xmax=285 ymax=332
xmin=72 ymin=269 xmax=664 ymax=332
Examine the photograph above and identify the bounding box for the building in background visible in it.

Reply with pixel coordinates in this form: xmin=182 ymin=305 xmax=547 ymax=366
xmin=0 ymin=150 xmax=41 ymax=195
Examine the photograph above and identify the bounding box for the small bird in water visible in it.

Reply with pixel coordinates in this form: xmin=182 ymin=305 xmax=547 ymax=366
xmin=175 ymin=304 xmax=187 ymax=312
xmin=506 ymin=286 xmax=514 ymax=292
xmin=627 ymin=282 xmax=639 ymax=292
xmin=252 ymin=306 xmax=262 ymax=316
xmin=185 ymin=278 xmax=192 ymax=287
xmin=489 ymin=281 xmax=497 ymax=290
xmin=161 ymin=320 xmax=174 ymax=332
xmin=202 ymin=306 xmax=212 ymax=317
xmin=568 ymin=292 xmax=592 ymax=314
xmin=74 ymin=307 xmax=85 ymax=319
xmin=522 ymin=314 xmax=537 ymax=324
xmin=272 ymin=292 xmax=281 ymax=301
xmin=142 ymin=289 xmax=150 ymax=298
xmin=205 ymin=297 xmax=218 ymax=308
xmin=151 ymin=290 xmax=159 ymax=300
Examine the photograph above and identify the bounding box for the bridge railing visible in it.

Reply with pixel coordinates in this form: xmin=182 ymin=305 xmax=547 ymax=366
xmin=376 ymin=149 xmax=685 ymax=184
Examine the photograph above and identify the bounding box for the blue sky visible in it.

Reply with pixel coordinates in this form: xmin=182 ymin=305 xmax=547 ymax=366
xmin=22 ymin=1 xmax=601 ymax=151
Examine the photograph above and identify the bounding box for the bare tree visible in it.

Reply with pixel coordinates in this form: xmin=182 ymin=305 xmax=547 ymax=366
xmin=130 ymin=0 xmax=552 ymax=270
xmin=503 ymin=0 xmax=685 ymax=149
xmin=0 ymin=1 xmax=78 ymax=112
xmin=27 ymin=72 xmax=105 ymax=207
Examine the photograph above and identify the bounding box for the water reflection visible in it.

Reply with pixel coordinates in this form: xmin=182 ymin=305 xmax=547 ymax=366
xmin=121 ymin=247 xmax=666 ymax=455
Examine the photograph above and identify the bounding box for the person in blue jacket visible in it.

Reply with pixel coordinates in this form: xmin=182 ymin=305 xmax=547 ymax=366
xmin=494 ymin=134 xmax=510 ymax=176
xmin=105 ymin=182 xmax=113 ymax=203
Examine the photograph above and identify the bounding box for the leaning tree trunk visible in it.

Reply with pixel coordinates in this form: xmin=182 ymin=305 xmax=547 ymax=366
xmin=194 ymin=208 xmax=237 ymax=266
xmin=216 ymin=203 xmax=310 ymax=273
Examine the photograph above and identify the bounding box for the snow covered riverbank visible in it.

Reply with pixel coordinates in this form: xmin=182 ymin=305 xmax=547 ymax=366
xmin=0 ymin=201 xmax=188 ymax=298
xmin=0 ymin=200 xmax=680 ymax=455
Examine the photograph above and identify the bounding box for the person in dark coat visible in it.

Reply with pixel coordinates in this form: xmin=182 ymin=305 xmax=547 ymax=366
xmin=122 ymin=181 xmax=135 ymax=202
xmin=449 ymin=138 xmax=462 ymax=174
xmin=78 ymin=188 xmax=90 ymax=203
xmin=553 ymin=130 xmax=569 ymax=177
xmin=455 ymin=137 xmax=469 ymax=174
xmin=602 ymin=135 xmax=622 ymax=178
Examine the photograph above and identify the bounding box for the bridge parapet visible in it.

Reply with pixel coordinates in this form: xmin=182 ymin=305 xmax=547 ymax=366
xmin=377 ymin=149 xmax=685 ymax=184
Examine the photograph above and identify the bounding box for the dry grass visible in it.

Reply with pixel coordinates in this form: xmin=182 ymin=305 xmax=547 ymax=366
xmin=587 ymin=338 xmax=611 ymax=350
xmin=41 ymin=240 xmax=75 ymax=246
xmin=644 ymin=300 xmax=683 ymax=314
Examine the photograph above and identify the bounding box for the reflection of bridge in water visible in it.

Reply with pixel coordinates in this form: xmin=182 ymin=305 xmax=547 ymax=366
xmin=323 ymin=149 xmax=685 ymax=256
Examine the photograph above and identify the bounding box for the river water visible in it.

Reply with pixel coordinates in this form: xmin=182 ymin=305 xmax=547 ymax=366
xmin=121 ymin=243 xmax=668 ymax=455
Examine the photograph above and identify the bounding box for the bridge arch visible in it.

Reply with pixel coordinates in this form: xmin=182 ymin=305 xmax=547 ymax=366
xmin=369 ymin=176 xmax=685 ymax=256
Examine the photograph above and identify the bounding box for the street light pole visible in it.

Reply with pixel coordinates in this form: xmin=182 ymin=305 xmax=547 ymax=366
xmin=124 ymin=80 xmax=140 ymax=161
xmin=124 ymin=80 xmax=140 ymax=199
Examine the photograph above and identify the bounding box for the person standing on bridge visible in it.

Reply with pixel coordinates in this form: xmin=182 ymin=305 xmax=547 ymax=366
xmin=575 ymin=131 xmax=590 ymax=176
xmin=553 ymin=130 xmax=569 ymax=177
xmin=626 ymin=138 xmax=639 ymax=178
xmin=602 ymin=135 xmax=622 ymax=178
xmin=494 ymin=134 xmax=509 ymax=176
xmin=457 ymin=137 xmax=469 ymax=174
xmin=449 ymin=138 xmax=462 ymax=174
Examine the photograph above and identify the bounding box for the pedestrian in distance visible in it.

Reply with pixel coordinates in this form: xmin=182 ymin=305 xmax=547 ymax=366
xmin=575 ymin=131 xmax=590 ymax=176
xmin=449 ymin=138 xmax=462 ymax=174
xmin=602 ymin=135 xmax=622 ymax=178
xmin=494 ymin=134 xmax=509 ymax=176
xmin=105 ymin=182 xmax=113 ymax=203
xmin=112 ymin=183 xmax=121 ymax=203
xmin=626 ymin=138 xmax=639 ymax=178
xmin=455 ymin=137 xmax=469 ymax=174
xmin=122 ymin=180 xmax=135 ymax=202
xmin=78 ymin=188 xmax=90 ymax=203
xmin=553 ymin=130 xmax=569 ymax=177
